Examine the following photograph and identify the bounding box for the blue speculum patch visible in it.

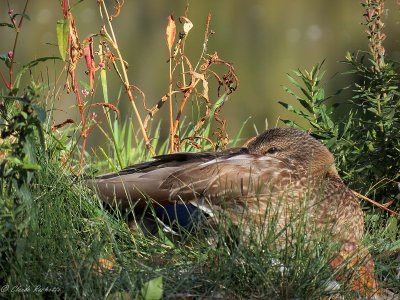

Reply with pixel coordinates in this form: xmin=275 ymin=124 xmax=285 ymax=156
xmin=154 ymin=203 xmax=204 ymax=229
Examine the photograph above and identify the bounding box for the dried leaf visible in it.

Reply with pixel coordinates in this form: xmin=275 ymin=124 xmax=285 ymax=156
xmin=90 ymin=102 xmax=120 ymax=117
xmin=67 ymin=13 xmax=82 ymax=74
xmin=83 ymin=37 xmax=96 ymax=91
xmin=97 ymin=258 xmax=114 ymax=270
xmin=92 ymin=257 xmax=115 ymax=273
xmin=67 ymin=12 xmax=82 ymax=92
xmin=180 ymin=16 xmax=193 ymax=35
xmin=52 ymin=119 xmax=75 ymax=131
xmin=165 ymin=15 xmax=176 ymax=51
xmin=112 ymin=0 xmax=124 ymax=18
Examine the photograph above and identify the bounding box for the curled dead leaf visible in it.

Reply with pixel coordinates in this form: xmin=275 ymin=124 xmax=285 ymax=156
xmin=90 ymin=102 xmax=120 ymax=118
xmin=52 ymin=119 xmax=75 ymax=131
xmin=180 ymin=16 xmax=193 ymax=35
xmin=112 ymin=0 xmax=124 ymax=18
xmin=93 ymin=257 xmax=115 ymax=273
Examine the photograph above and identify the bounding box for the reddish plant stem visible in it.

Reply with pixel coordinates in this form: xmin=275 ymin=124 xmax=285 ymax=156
xmin=7 ymin=0 xmax=29 ymax=91
xmin=0 ymin=70 xmax=10 ymax=89
xmin=171 ymin=78 xmax=201 ymax=139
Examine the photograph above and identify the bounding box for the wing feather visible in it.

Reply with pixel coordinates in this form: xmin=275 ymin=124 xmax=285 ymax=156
xmin=160 ymin=154 xmax=299 ymax=202
xmin=88 ymin=152 xmax=300 ymax=212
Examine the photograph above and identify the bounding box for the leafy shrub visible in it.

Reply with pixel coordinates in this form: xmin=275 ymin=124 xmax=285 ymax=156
xmin=0 ymin=86 xmax=45 ymax=284
xmin=280 ymin=0 xmax=400 ymax=209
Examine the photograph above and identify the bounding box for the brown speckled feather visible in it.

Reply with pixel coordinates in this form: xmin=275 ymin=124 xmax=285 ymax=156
xmin=87 ymin=127 xmax=378 ymax=296
xmin=88 ymin=128 xmax=363 ymax=242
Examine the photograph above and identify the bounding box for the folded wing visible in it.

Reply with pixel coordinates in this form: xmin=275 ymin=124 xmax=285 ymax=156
xmin=87 ymin=150 xmax=298 ymax=211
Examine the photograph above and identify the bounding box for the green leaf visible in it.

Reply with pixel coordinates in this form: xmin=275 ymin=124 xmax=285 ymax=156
xmin=16 ymin=182 xmax=32 ymax=202
xmin=79 ymin=80 xmax=90 ymax=91
xmin=33 ymin=105 xmax=46 ymax=123
xmin=319 ymin=108 xmax=334 ymax=129
xmin=22 ymin=163 xmax=41 ymax=171
xmin=344 ymin=51 xmax=353 ymax=62
xmin=140 ymin=276 xmax=163 ymax=300
xmin=12 ymin=13 xmax=31 ymax=21
xmin=6 ymin=156 xmax=23 ymax=165
xmin=299 ymin=87 xmax=313 ymax=103
xmin=211 ymin=93 xmax=229 ymax=115
xmin=113 ymin=119 xmax=121 ymax=148
xmin=315 ymin=89 xmax=325 ymax=102
xmin=367 ymin=107 xmax=379 ymax=116
xmin=384 ymin=239 xmax=400 ymax=253
xmin=297 ymin=98 xmax=314 ymax=114
xmin=100 ymin=68 xmax=108 ymax=103
xmin=151 ymin=121 xmax=162 ymax=153
xmin=384 ymin=216 xmax=398 ymax=242
xmin=125 ymin=120 xmax=133 ymax=164
xmin=0 ymin=22 xmax=14 ymax=28
xmin=0 ymin=53 xmax=12 ymax=69
xmin=278 ymin=101 xmax=309 ymax=119
xmin=56 ymin=19 xmax=69 ymax=61
xmin=203 ymin=93 xmax=229 ymax=138
xmin=0 ymin=53 xmax=8 ymax=62
xmin=20 ymin=111 xmax=28 ymax=119
xmin=309 ymin=121 xmax=322 ymax=129
xmin=286 ymin=73 xmax=302 ymax=90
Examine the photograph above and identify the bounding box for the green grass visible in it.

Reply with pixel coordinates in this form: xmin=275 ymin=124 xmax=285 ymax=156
xmin=1 ymin=2 xmax=399 ymax=298
xmin=1 ymin=149 xmax=399 ymax=299
xmin=0 ymin=85 xmax=398 ymax=300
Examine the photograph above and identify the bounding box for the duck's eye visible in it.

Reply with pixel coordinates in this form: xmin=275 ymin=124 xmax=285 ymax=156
xmin=265 ymin=147 xmax=279 ymax=155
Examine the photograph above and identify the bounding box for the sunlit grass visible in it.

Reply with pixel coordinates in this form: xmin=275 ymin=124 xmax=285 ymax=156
xmin=1 ymin=150 xmax=398 ymax=299
xmin=1 ymin=1 xmax=399 ymax=299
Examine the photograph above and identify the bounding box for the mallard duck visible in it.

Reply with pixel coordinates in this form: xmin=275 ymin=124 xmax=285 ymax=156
xmin=87 ymin=127 xmax=379 ymax=297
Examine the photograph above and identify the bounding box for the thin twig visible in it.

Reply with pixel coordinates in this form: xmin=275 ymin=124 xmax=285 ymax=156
xmin=172 ymin=77 xmax=201 ymax=137
xmin=352 ymin=190 xmax=400 ymax=217
xmin=194 ymin=13 xmax=212 ymax=72
xmin=169 ymin=50 xmax=174 ymax=153
xmin=98 ymin=0 xmax=154 ymax=156
xmin=8 ymin=0 xmax=29 ymax=90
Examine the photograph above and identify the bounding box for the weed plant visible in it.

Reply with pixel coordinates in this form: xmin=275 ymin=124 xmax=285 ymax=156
xmin=280 ymin=0 xmax=400 ymax=211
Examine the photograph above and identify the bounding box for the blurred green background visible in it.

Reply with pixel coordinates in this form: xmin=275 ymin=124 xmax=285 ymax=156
xmin=1 ymin=0 xmax=399 ymax=143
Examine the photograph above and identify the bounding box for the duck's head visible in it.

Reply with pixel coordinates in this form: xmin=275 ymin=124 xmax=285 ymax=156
xmin=247 ymin=127 xmax=338 ymax=178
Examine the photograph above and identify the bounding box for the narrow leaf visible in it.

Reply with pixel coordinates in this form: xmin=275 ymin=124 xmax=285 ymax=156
xmin=79 ymin=80 xmax=90 ymax=91
xmin=12 ymin=13 xmax=31 ymax=21
xmin=33 ymin=105 xmax=46 ymax=123
xmin=0 ymin=23 xmax=14 ymax=28
xmin=287 ymin=74 xmax=302 ymax=90
xmin=100 ymin=68 xmax=108 ymax=103
xmin=297 ymin=98 xmax=314 ymax=114
xmin=56 ymin=19 xmax=69 ymax=61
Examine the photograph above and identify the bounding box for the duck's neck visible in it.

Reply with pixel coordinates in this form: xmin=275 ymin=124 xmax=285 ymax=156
xmin=307 ymin=163 xmax=338 ymax=180
xmin=326 ymin=164 xmax=339 ymax=178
